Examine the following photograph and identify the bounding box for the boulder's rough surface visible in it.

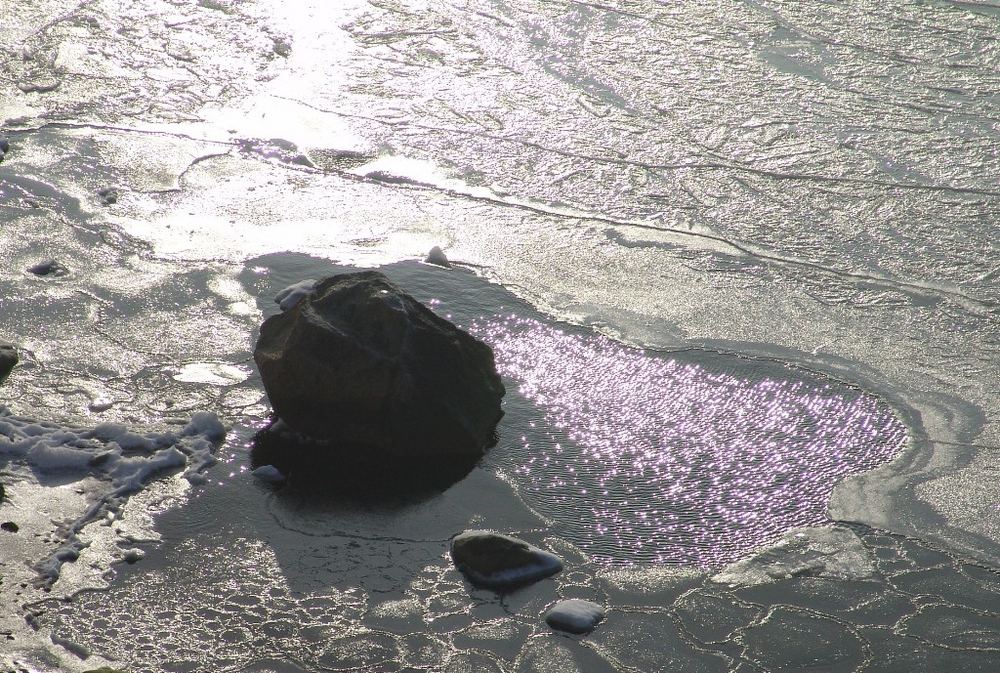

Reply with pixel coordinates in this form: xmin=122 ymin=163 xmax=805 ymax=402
xmin=0 ymin=342 xmax=17 ymax=385
xmin=450 ymin=530 xmax=563 ymax=589
xmin=254 ymin=271 xmax=504 ymax=456
xmin=545 ymin=599 xmax=606 ymax=634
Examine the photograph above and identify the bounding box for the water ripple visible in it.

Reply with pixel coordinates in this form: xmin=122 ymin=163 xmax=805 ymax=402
xmin=473 ymin=317 xmax=908 ymax=567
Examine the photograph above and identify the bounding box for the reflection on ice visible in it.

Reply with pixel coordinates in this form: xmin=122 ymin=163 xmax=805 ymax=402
xmin=476 ymin=317 xmax=908 ymax=566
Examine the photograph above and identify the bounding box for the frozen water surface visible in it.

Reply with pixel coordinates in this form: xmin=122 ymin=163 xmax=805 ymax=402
xmin=2 ymin=0 xmax=1000 ymax=671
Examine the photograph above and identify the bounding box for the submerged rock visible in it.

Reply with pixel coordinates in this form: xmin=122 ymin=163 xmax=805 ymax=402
xmin=254 ymin=270 xmax=504 ymax=456
xmin=250 ymin=419 xmax=479 ymax=500
xmin=545 ymin=599 xmax=605 ymax=634
xmin=450 ymin=530 xmax=563 ymax=590
xmin=0 ymin=342 xmax=17 ymax=384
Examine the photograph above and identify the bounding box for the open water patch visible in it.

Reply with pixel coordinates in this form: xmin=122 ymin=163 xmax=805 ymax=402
xmin=471 ymin=317 xmax=908 ymax=567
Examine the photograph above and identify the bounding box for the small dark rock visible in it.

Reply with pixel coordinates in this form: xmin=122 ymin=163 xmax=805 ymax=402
xmin=424 ymin=246 xmax=451 ymax=268
xmin=253 ymin=270 xmax=504 ymax=457
xmin=97 ymin=187 xmax=118 ymax=205
xmin=27 ymin=259 xmax=69 ymax=277
xmin=0 ymin=342 xmax=17 ymax=384
xmin=1 ymin=522 xmax=18 ymax=533
xmin=450 ymin=530 xmax=563 ymax=590
xmin=544 ymin=599 xmax=605 ymax=634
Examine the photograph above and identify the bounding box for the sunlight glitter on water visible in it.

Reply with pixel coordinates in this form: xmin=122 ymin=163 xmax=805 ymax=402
xmin=474 ymin=316 xmax=909 ymax=566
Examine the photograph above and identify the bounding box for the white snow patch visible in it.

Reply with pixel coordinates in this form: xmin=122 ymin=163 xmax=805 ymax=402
xmin=545 ymin=599 xmax=605 ymax=634
xmin=0 ymin=407 xmax=228 ymax=584
xmin=252 ymin=464 xmax=285 ymax=483
xmin=275 ymin=279 xmax=317 ymax=311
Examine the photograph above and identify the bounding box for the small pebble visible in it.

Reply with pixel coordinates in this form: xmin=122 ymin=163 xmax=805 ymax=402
xmin=1 ymin=522 xmax=18 ymax=533
xmin=97 ymin=187 xmax=118 ymax=205
xmin=424 ymin=245 xmax=451 ymax=268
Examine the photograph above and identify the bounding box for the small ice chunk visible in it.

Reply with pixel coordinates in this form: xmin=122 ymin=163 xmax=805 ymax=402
xmin=88 ymin=398 xmax=114 ymax=412
xmin=252 ymin=464 xmax=285 ymax=483
xmin=424 ymin=246 xmax=451 ymax=268
xmin=545 ymin=599 xmax=605 ymax=634
xmin=182 ymin=411 xmax=227 ymax=442
xmin=122 ymin=548 xmax=145 ymax=564
xmin=275 ymin=279 xmax=317 ymax=311
xmin=450 ymin=530 xmax=563 ymax=590
xmin=172 ymin=361 xmax=248 ymax=386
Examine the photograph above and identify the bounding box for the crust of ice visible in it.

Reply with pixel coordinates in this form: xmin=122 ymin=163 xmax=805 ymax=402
xmin=711 ymin=525 xmax=876 ymax=587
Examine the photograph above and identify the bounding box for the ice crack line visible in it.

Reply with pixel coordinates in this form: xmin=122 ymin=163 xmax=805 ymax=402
xmin=350 ymin=168 xmax=997 ymax=316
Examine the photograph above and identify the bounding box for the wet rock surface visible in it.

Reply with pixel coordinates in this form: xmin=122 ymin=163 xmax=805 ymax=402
xmin=0 ymin=343 xmax=16 ymax=385
xmin=26 ymin=259 xmax=70 ymax=277
xmin=451 ymin=530 xmax=563 ymax=590
xmin=254 ymin=270 xmax=505 ymax=456
xmin=544 ymin=599 xmax=605 ymax=634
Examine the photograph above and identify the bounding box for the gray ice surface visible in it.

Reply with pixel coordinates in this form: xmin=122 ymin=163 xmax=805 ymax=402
xmin=1 ymin=0 xmax=999 ymax=671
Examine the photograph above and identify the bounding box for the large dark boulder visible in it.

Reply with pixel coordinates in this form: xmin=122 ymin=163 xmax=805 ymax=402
xmin=253 ymin=271 xmax=504 ymax=456
xmin=0 ymin=342 xmax=17 ymax=385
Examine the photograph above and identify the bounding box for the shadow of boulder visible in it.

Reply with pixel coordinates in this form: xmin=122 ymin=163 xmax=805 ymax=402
xmin=250 ymin=419 xmax=486 ymax=505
